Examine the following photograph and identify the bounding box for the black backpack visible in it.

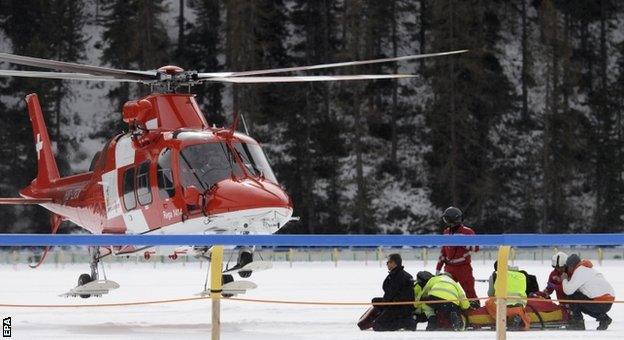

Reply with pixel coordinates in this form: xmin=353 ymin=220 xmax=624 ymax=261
xmin=520 ymin=270 xmax=539 ymax=295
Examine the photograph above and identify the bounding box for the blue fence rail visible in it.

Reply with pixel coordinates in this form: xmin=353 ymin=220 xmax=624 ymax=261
xmin=0 ymin=233 xmax=622 ymax=246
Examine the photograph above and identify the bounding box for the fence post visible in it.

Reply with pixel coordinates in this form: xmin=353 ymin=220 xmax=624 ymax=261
xmin=495 ymin=245 xmax=510 ymax=340
xmin=510 ymin=247 xmax=516 ymax=267
xmin=598 ymin=248 xmax=603 ymax=265
xmin=422 ymin=248 xmax=428 ymax=267
xmin=210 ymin=245 xmax=223 ymax=340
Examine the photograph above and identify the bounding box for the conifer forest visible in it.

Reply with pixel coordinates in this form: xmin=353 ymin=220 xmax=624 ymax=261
xmin=0 ymin=0 xmax=622 ymax=235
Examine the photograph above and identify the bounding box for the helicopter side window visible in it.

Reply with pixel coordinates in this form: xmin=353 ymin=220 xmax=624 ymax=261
xmin=122 ymin=167 xmax=136 ymax=211
xmin=136 ymin=161 xmax=152 ymax=206
xmin=157 ymin=148 xmax=175 ymax=199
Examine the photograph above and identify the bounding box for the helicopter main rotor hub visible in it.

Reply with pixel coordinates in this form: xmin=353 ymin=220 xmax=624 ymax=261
xmin=151 ymin=66 xmax=200 ymax=92
xmin=157 ymin=65 xmax=185 ymax=75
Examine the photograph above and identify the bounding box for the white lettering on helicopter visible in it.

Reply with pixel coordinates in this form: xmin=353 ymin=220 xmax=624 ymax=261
xmin=63 ymin=189 xmax=81 ymax=202
xmin=163 ymin=209 xmax=182 ymax=221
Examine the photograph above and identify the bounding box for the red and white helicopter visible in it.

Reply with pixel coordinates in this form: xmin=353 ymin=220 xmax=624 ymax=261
xmin=0 ymin=49 xmax=465 ymax=297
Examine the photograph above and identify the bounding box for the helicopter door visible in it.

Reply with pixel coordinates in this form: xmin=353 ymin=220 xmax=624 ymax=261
xmin=155 ymin=148 xmax=182 ymax=227
xmin=119 ymin=160 xmax=158 ymax=233
xmin=120 ymin=165 xmax=147 ymax=233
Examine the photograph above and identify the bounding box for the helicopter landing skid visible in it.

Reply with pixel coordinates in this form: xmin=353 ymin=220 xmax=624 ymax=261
xmin=59 ymin=279 xmax=120 ymax=298
xmin=196 ymin=280 xmax=257 ymax=297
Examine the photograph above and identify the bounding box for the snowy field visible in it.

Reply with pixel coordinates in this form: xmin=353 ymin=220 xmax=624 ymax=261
xmin=0 ymin=258 xmax=622 ymax=339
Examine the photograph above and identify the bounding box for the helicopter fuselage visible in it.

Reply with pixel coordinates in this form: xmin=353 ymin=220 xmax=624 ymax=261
xmin=19 ymin=93 xmax=293 ymax=248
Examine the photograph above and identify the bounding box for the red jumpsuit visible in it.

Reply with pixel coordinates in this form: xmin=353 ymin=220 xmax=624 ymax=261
xmin=543 ymin=269 xmax=565 ymax=300
xmin=435 ymin=225 xmax=479 ymax=300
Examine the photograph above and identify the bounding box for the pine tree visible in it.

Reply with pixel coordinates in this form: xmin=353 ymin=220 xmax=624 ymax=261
xmin=584 ymin=0 xmax=623 ymax=231
xmin=185 ymin=0 xmax=225 ymax=125
xmin=290 ymin=0 xmax=346 ymax=233
xmin=95 ymin=0 xmax=170 ymax=141
xmin=0 ymin=0 xmax=88 ymax=232
xmin=426 ymin=0 xmax=515 ymax=232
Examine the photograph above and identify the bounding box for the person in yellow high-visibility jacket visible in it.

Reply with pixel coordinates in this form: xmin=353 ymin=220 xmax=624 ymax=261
xmin=414 ymin=271 xmax=470 ymax=331
xmin=412 ymin=280 xmax=429 ymax=325
xmin=485 ymin=261 xmax=530 ymax=330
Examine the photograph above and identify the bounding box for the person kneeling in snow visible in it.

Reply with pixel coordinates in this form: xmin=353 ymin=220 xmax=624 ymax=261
xmin=562 ymin=254 xmax=615 ymax=330
xmin=370 ymin=254 xmax=416 ymax=331
xmin=415 ymin=271 xmax=470 ymax=331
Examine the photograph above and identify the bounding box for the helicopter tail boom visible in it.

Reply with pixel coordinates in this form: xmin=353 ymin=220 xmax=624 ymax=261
xmin=25 ymin=93 xmax=60 ymax=189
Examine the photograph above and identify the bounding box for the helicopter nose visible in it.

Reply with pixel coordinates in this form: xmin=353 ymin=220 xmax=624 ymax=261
xmin=206 ymin=179 xmax=291 ymax=214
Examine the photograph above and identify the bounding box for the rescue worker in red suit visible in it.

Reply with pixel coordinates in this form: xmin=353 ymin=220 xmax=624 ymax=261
xmin=435 ymin=207 xmax=480 ymax=308
xmin=535 ymin=251 xmax=567 ymax=301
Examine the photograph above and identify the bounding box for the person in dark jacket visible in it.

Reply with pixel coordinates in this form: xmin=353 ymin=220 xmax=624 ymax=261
xmin=371 ymin=253 xmax=416 ymax=331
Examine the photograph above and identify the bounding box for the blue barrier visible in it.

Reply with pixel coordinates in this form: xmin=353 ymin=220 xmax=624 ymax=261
xmin=0 ymin=233 xmax=622 ymax=246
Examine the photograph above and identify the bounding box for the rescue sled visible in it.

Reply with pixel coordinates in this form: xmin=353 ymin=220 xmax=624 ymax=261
xmin=358 ymin=298 xmax=571 ymax=331
xmin=466 ymin=298 xmax=570 ymax=330
xmin=357 ymin=306 xmax=381 ymax=330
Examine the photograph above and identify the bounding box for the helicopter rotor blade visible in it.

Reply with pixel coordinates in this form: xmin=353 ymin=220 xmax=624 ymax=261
xmin=0 ymin=52 xmax=157 ymax=80
xmin=196 ymin=50 xmax=467 ymax=79
xmin=201 ymin=74 xmax=417 ymax=84
xmin=0 ymin=70 xmax=145 ymax=82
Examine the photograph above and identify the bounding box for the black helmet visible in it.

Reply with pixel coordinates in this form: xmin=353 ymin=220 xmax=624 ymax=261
xmin=442 ymin=206 xmax=463 ymax=225
xmin=416 ymin=271 xmax=434 ymax=287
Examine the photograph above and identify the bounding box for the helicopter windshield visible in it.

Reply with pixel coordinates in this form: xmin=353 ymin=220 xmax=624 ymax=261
xmin=179 ymin=142 xmax=243 ymax=190
xmin=233 ymin=142 xmax=278 ymax=184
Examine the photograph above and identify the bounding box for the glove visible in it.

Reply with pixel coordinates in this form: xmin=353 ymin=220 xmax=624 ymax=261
xmin=435 ymin=270 xmax=441 ymax=276
xmin=532 ymin=291 xmax=549 ymax=299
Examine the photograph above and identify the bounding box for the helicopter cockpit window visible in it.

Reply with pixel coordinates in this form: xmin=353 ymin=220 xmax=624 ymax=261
xmin=157 ymin=148 xmax=175 ymax=199
xmin=122 ymin=167 xmax=136 ymax=211
xmin=178 ymin=142 xmax=243 ymax=191
xmin=233 ymin=142 xmax=278 ymax=183
xmin=136 ymin=161 xmax=152 ymax=206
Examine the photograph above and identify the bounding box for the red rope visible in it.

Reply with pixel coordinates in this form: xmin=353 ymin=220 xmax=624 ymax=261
xmin=0 ymin=295 xmax=619 ymax=308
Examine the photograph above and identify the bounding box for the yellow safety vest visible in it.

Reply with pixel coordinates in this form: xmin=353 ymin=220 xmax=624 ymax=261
xmin=413 ymin=283 xmax=425 ymax=314
xmin=494 ymin=270 xmax=527 ymax=306
xmin=418 ymin=275 xmax=471 ymax=312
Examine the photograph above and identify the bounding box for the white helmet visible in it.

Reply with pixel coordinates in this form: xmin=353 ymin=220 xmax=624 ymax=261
xmin=552 ymin=252 xmax=568 ymax=268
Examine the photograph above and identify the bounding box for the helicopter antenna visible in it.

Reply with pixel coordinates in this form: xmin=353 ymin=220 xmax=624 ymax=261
xmin=240 ymin=114 xmax=250 ymax=135
xmin=218 ymin=112 xmax=241 ymax=138
xmin=229 ymin=112 xmax=240 ymax=133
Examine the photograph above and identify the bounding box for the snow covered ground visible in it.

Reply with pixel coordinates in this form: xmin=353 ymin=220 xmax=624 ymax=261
xmin=0 ymin=259 xmax=622 ymax=339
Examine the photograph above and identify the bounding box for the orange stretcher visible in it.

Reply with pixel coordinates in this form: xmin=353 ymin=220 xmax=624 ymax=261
xmin=358 ymin=298 xmax=570 ymax=331
xmin=466 ymin=298 xmax=570 ymax=330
